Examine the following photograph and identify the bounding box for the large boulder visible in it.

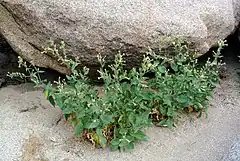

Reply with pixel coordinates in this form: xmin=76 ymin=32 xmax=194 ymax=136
xmin=1 ymin=0 xmax=240 ymax=74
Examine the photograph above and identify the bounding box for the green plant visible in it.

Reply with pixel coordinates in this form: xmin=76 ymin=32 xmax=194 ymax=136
xmin=7 ymin=56 xmax=47 ymax=86
xmin=146 ymin=39 xmax=225 ymax=127
xmin=8 ymin=39 xmax=226 ymax=151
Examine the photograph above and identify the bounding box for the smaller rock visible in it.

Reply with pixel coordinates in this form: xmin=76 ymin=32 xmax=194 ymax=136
xmin=223 ymin=139 xmax=240 ymax=161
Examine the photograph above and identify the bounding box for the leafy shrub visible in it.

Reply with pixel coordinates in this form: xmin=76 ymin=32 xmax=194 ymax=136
xmin=146 ymin=40 xmax=225 ymax=127
xmin=8 ymin=39 xmax=226 ymax=151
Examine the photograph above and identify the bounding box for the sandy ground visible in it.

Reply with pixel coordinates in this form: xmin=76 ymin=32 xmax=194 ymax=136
xmin=0 ymin=56 xmax=240 ymax=161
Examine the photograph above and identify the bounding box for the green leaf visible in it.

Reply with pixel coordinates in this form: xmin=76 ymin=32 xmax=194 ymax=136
xmin=75 ymin=121 xmax=84 ymax=136
xmin=176 ymin=95 xmax=188 ymax=104
xmin=84 ymin=119 xmax=100 ymax=129
xmin=100 ymin=114 xmax=113 ymax=125
xmin=166 ymin=118 xmax=174 ymax=129
xmin=66 ymin=75 xmax=72 ymax=81
xmin=43 ymin=89 xmax=49 ymax=98
xmin=126 ymin=142 xmax=135 ymax=151
xmin=167 ymin=107 xmax=174 ymax=117
xmin=135 ymin=117 xmax=142 ymax=127
xmin=163 ymin=95 xmax=172 ymax=106
xmin=182 ymin=102 xmax=193 ymax=108
xmin=64 ymin=114 xmax=71 ymax=120
xmin=210 ymin=80 xmax=219 ymax=87
xmin=119 ymin=139 xmax=129 ymax=147
xmin=62 ymin=107 xmax=74 ymax=114
xmin=128 ymin=113 xmax=136 ymax=125
xmin=71 ymin=118 xmax=78 ymax=127
xmin=159 ymin=106 xmax=167 ymax=116
xmin=55 ymin=97 xmax=63 ymax=109
xmin=96 ymin=128 xmax=107 ymax=148
xmin=119 ymin=128 xmax=128 ymax=135
xmin=141 ymin=92 xmax=153 ymax=101
xmin=71 ymin=62 xmax=79 ymax=72
xmin=118 ymin=115 xmax=124 ymax=124
xmin=130 ymin=131 xmax=149 ymax=141
xmin=158 ymin=66 xmax=167 ymax=73
xmin=76 ymin=111 xmax=85 ymax=119
xmin=177 ymin=62 xmax=182 ymax=65
xmin=110 ymin=144 xmax=119 ymax=151
xmin=111 ymin=138 xmax=120 ymax=146
xmin=126 ymin=135 xmax=135 ymax=142
xmin=48 ymin=95 xmax=55 ymax=106
xmin=43 ymin=82 xmax=52 ymax=98
xmin=141 ymin=111 xmax=150 ymax=121
xmin=170 ymin=62 xmax=178 ymax=72
xmin=157 ymin=119 xmax=167 ymax=127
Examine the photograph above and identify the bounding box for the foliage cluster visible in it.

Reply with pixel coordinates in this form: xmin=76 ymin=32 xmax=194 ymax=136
xmin=8 ymin=39 xmax=226 ymax=151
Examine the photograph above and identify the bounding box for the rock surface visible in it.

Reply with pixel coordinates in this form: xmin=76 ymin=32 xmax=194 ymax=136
xmin=223 ymin=139 xmax=240 ymax=161
xmin=0 ymin=0 xmax=240 ymax=74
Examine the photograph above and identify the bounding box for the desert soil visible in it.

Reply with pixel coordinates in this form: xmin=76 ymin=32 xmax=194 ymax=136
xmin=0 ymin=51 xmax=240 ymax=161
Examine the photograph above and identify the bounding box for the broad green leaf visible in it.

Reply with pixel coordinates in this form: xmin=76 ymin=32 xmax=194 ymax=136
xmin=210 ymin=80 xmax=219 ymax=87
xmin=163 ymin=95 xmax=172 ymax=106
xmin=43 ymin=82 xmax=52 ymax=98
xmin=71 ymin=62 xmax=79 ymax=72
xmin=111 ymin=138 xmax=120 ymax=146
xmin=176 ymin=95 xmax=188 ymax=104
xmin=62 ymin=107 xmax=74 ymax=114
xmin=118 ymin=115 xmax=124 ymax=124
xmin=126 ymin=142 xmax=135 ymax=151
xmin=119 ymin=139 xmax=129 ymax=147
xmin=167 ymin=107 xmax=174 ymax=117
xmin=96 ymin=128 xmax=107 ymax=148
xmin=55 ymin=97 xmax=63 ymax=109
xmin=130 ymin=131 xmax=149 ymax=141
xmin=76 ymin=111 xmax=85 ymax=119
xmin=166 ymin=118 xmax=174 ymax=129
xmin=75 ymin=121 xmax=84 ymax=136
xmin=159 ymin=106 xmax=167 ymax=116
xmin=141 ymin=111 xmax=151 ymax=120
xmin=71 ymin=118 xmax=78 ymax=127
xmin=100 ymin=114 xmax=113 ymax=125
xmin=64 ymin=114 xmax=71 ymax=120
xmin=110 ymin=144 xmax=119 ymax=151
xmin=66 ymin=75 xmax=72 ymax=81
xmin=177 ymin=62 xmax=182 ymax=65
xmin=157 ymin=119 xmax=167 ymax=127
xmin=158 ymin=66 xmax=166 ymax=74
xmin=141 ymin=92 xmax=152 ymax=101
xmin=119 ymin=128 xmax=128 ymax=135
xmin=44 ymin=89 xmax=49 ymax=98
xmin=170 ymin=62 xmax=178 ymax=72
xmin=126 ymin=135 xmax=135 ymax=142
xmin=84 ymin=119 xmax=100 ymax=129
xmin=128 ymin=113 xmax=136 ymax=125
xmin=48 ymin=95 xmax=55 ymax=107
